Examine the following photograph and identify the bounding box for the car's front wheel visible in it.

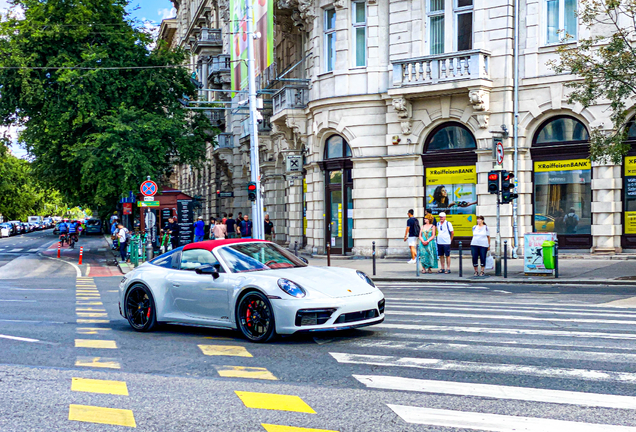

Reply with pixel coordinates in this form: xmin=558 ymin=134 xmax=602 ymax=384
xmin=236 ymin=290 xmax=276 ymax=342
xmin=125 ymin=284 xmax=157 ymax=332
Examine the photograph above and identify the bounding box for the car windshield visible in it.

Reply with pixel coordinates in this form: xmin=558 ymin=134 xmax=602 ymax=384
xmin=86 ymin=220 xmax=101 ymax=226
xmin=217 ymin=242 xmax=307 ymax=273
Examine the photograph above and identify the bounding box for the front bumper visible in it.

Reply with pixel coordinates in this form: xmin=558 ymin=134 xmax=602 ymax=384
xmin=271 ymin=290 xmax=385 ymax=335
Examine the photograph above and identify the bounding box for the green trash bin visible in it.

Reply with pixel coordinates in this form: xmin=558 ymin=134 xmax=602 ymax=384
xmin=542 ymin=240 xmax=556 ymax=269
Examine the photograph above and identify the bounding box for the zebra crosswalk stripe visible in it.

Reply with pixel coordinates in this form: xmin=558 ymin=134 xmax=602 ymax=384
xmin=387 ymin=405 xmax=636 ymax=432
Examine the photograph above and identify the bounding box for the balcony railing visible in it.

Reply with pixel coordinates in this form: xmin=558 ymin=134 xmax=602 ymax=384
xmin=199 ymin=28 xmax=222 ymax=45
xmin=272 ymin=85 xmax=309 ymax=116
xmin=209 ymin=54 xmax=230 ymax=73
xmin=216 ymin=133 xmax=233 ymax=149
xmin=205 ymin=108 xmax=225 ymax=127
xmin=392 ymin=50 xmax=490 ymax=87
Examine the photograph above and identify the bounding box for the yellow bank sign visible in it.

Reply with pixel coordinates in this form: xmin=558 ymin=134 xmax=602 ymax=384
xmin=625 ymin=156 xmax=636 ymax=176
xmin=426 ymin=166 xmax=476 ymax=185
xmin=534 ymin=159 xmax=591 ymax=172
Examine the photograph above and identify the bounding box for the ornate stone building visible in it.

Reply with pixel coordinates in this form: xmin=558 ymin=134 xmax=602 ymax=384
xmin=161 ymin=0 xmax=636 ymax=255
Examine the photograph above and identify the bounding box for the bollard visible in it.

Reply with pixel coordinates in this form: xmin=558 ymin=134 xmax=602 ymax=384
xmin=372 ymin=241 xmax=376 ymax=276
xmin=327 ymin=244 xmax=331 ymax=267
xmin=294 ymin=241 xmax=298 ymax=257
xmin=145 ymin=230 xmax=153 ymax=262
xmin=458 ymin=241 xmax=463 ymax=278
xmin=57 ymin=242 xmax=61 ymax=258
xmin=504 ymin=241 xmax=508 ymax=279
xmin=554 ymin=239 xmax=559 ymax=279
xmin=78 ymin=246 xmax=83 ymax=265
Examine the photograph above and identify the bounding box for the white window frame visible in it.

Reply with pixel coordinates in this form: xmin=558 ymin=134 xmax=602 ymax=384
xmin=324 ymin=8 xmax=337 ymax=72
xmin=427 ymin=0 xmax=446 ymax=55
xmin=454 ymin=0 xmax=473 ymax=52
xmin=351 ymin=1 xmax=367 ymax=68
xmin=544 ymin=0 xmax=578 ymax=46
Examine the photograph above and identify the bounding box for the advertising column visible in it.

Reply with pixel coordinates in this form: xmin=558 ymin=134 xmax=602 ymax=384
xmin=425 ymin=165 xmax=477 ymax=237
xmin=625 ymin=156 xmax=636 ymax=235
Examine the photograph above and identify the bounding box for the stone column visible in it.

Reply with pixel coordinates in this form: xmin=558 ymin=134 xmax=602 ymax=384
xmin=591 ymin=162 xmax=622 ymax=253
xmin=351 ymin=157 xmax=388 ymax=257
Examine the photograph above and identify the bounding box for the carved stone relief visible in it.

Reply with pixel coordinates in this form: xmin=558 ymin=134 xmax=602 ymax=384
xmin=392 ymin=96 xmax=413 ymax=135
xmin=468 ymin=88 xmax=490 ymax=129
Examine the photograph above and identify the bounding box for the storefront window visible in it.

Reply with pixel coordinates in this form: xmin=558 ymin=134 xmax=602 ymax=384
xmin=534 ymin=159 xmax=592 ymax=235
xmin=425 ymin=166 xmax=477 ymax=237
xmin=625 ymin=156 xmax=636 ymax=235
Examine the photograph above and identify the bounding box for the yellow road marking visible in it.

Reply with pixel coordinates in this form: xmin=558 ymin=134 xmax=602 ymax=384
xmin=75 ymin=339 xmax=117 ymax=349
xmin=76 ymin=301 xmax=103 ymax=305
xmin=68 ymin=404 xmax=136 ymax=427
xmin=71 ymin=378 xmax=128 ymax=395
xmin=77 ymin=298 xmax=101 ymax=301
xmin=235 ymin=391 xmax=316 ymax=414
xmin=76 ymin=308 xmax=106 ymax=312
xmin=198 ymin=345 xmax=252 ymax=357
xmin=76 ymin=293 xmax=100 ymax=296
xmin=75 ymin=356 xmax=120 ymax=369
xmin=76 ymin=312 xmax=108 ymax=317
xmin=77 ymin=319 xmax=110 ymax=324
xmin=76 ymin=290 xmax=99 ymax=292
xmin=215 ymin=366 xmax=277 ymax=380
xmin=107 ymin=290 xmax=119 ymax=293
xmin=262 ymin=425 xmax=338 ymax=432
xmin=76 ymin=327 xmax=111 ymax=334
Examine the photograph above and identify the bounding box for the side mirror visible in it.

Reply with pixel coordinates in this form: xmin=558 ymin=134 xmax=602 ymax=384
xmin=299 ymin=257 xmax=308 ymax=264
xmin=195 ymin=265 xmax=221 ymax=279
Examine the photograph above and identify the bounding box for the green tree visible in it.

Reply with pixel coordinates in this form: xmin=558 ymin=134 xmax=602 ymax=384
xmin=550 ymin=0 xmax=636 ymax=164
xmin=0 ymin=0 xmax=212 ymax=215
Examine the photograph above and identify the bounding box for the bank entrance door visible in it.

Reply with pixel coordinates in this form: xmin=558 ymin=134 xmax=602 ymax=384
xmin=326 ymin=169 xmax=353 ymax=255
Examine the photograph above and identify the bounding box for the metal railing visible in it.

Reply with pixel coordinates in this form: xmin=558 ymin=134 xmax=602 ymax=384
xmin=392 ymin=49 xmax=490 ymax=87
xmin=198 ymin=28 xmax=222 ymax=45
xmin=209 ymin=54 xmax=230 ymax=73
xmin=272 ymin=85 xmax=309 ymax=116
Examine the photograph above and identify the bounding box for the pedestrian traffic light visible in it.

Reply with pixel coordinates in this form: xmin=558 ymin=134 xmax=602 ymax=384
xmin=501 ymin=170 xmax=518 ymax=204
xmin=488 ymin=171 xmax=500 ymax=194
xmin=247 ymin=182 xmax=257 ymax=201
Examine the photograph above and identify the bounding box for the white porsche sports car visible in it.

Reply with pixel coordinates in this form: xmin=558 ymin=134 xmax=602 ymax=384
xmin=119 ymin=239 xmax=385 ymax=342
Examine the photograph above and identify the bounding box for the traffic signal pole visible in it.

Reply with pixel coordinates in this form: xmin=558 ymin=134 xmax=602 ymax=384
xmin=495 ymin=194 xmax=502 ymax=276
xmin=246 ymin=0 xmax=264 ymax=240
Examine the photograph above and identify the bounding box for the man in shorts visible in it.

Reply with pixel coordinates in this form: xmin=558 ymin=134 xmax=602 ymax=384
xmin=436 ymin=212 xmax=454 ymax=273
xmin=404 ymin=209 xmax=420 ymax=264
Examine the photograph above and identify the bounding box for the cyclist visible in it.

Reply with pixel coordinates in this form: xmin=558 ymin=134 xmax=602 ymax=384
xmin=58 ymin=220 xmax=69 ymax=245
xmin=68 ymin=220 xmax=79 ymax=248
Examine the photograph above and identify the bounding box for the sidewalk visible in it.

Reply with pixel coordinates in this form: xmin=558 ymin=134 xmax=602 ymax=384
xmin=305 ymin=254 xmax=636 ymax=285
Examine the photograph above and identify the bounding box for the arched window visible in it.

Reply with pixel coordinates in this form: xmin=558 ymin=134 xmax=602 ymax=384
xmin=534 ymin=116 xmax=589 ymax=145
xmin=325 ymin=135 xmax=352 ymax=159
xmin=626 ymin=120 xmax=636 ymax=140
xmin=425 ymin=122 xmax=477 ymax=152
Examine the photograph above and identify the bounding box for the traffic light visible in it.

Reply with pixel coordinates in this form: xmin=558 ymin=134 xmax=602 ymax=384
xmin=487 ymin=171 xmax=500 ymax=195
xmin=501 ymin=171 xmax=518 ymax=204
xmin=247 ymin=182 xmax=257 ymax=201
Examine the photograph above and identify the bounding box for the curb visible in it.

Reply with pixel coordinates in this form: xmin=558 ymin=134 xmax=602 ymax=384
xmin=371 ymin=277 xmax=636 ymax=286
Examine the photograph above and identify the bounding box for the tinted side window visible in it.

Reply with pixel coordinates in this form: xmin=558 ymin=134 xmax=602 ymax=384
xmin=180 ymin=249 xmax=222 ymax=271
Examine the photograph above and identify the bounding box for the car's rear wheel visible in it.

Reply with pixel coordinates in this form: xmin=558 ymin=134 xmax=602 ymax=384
xmin=237 ymin=290 xmax=276 ymax=342
xmin=125 ymin=284 xmax=157 ymax=332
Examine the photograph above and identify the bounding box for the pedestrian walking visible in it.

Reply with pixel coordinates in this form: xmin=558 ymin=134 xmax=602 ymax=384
xmin=225 ymin=213 xmax=236 ymax=239
xmin=235 ymin=212 xmax=243 ymax=237
xmin=116 ymin=223 xmax=128 ymax=262
xmin=193 ymin=216 xmax=205 ymax=242
xmin=110 ymin=216 xmax=119 ymax=250
xmin=264 ymin=214 xmax=274 ymax=241
xmin=238 ymin=214 xmax=253 ymax=239
xmin=209 ymin=219 xmax=216 ymax=240
xmin=403 ymin=209 xmax=420 ymax=264
xmin=418 ymin=214 xmax=438 ymax=273
xmin=470 ymin=216 xmax=491 ymax=276
xmin=162 ymin=217 xmax=180 ymax=251
xmin=213 ymin=218 xmax=227 ymax=239
xmin=436 ymin=212 xmax=454 ymax=274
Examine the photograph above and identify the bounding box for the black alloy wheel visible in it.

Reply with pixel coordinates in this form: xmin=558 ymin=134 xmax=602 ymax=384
xmin=237 ymin=290 xmax=276 ymax=342
xmin=125 ymin=284 xmax=157 ymax=332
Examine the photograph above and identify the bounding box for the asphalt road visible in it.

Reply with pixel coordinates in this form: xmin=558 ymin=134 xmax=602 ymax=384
xmin=1 ymin=230 xmax=636 ymax=431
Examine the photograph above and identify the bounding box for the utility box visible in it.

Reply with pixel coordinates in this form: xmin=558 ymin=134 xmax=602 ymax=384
xmin=524 ymin=232 xmax=557 ymax=275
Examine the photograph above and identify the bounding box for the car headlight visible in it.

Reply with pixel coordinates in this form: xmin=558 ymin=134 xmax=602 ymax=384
xmin=357 ymin=271 xmax=376 ymax=288
xmin=277 ymin=278 xmax=306 ymax=298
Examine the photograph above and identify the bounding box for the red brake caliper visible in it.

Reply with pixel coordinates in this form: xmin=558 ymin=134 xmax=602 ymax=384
xmin=147 ymin=307 xmax=151 ymax=319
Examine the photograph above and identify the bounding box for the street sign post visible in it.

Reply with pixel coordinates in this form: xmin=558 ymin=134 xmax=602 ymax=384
xmin=140 ymin=180 xmax=158 ymax=197
xmin=138 ymin=201 xmax=160 ymax=207
xmin=496 ymin=141 xmax=504 ymax=165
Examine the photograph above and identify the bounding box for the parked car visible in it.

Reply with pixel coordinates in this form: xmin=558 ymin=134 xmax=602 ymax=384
xmin=84 ymin=219 xmax=102 ymax=235
xmin=21 ymin=222 xmax=32 ymax=233
xmin=8 ymin=221 xmax=22 ymax=235
xmin=0 ymin=223 xmax=11 ymax=237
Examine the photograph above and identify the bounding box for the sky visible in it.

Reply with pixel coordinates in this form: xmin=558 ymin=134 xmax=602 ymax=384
xmin=0 ymin=0 xmax=176 ymax=158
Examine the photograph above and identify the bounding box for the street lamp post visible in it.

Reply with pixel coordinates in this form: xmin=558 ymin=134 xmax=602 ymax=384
xmin=246 ymin=0 xmax=264 ymax=240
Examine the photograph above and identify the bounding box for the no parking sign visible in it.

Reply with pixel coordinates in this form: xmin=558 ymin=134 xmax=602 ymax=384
xmin=140 ymin=180 xmax=158 ymax=197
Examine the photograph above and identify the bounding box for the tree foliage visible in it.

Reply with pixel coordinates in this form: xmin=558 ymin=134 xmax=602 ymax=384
xmin=0 ymin=139 xmax=68 ymax=220
xmin=549 ymin=0 xmax=636 ymax=164
xmin=0 ymin=0 xmax=212 ymax=215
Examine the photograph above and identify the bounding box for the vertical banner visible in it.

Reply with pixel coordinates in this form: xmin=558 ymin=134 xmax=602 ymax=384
xmin=625 ymin=156 xmax=636 ymax=234
xmin=230 ymin=0 xmax=274 ymax=92
xmin=425 ymin=166 xmax=477 ymax=237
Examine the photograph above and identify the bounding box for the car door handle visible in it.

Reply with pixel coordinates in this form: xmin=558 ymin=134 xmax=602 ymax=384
xmin=172 ymin=283 xmax=181 ymax=287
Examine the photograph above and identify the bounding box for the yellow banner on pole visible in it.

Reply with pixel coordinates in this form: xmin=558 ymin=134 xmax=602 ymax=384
xmin=425 ymin=166 xmax=476 ymax=185
xmin=534 ymin=159 xmax=591 ymax=172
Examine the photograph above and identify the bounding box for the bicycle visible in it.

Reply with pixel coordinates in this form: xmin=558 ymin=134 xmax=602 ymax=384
xmin=69 ymin=233 xmax=78 ymax=249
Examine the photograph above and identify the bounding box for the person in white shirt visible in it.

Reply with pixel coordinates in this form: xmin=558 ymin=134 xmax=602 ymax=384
xmin=436 ymin=212 xmax=454 ymax=274
xmin=117 ymin=223 xmax=128 ymax=263
xmin=470 ymin=216 xmax=491 ymax=276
